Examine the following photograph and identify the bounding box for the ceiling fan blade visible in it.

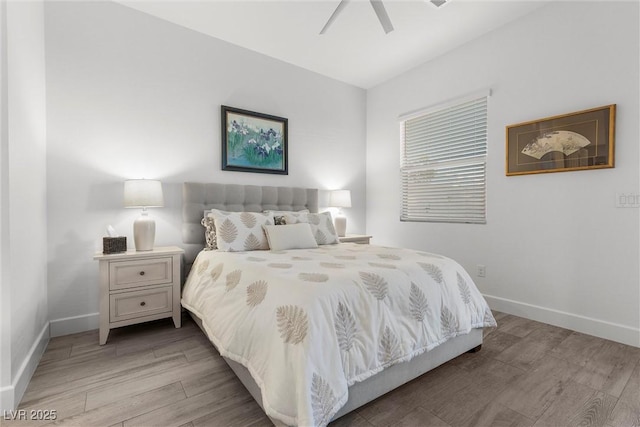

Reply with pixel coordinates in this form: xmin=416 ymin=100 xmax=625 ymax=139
xmin=369 ymin=0 xmax=394 ymax=34
xmin=320 ymin=0 xmax=350 ymax=35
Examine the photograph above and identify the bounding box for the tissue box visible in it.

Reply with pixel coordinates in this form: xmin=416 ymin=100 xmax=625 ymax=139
xmin=103 ymin=237 xmax=127 ymax=254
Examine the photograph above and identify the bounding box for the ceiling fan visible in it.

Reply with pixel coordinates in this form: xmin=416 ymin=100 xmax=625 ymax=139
xmin=319 ymin=0 xmax=449 ymax=35
xmin=320 ymin=0 xmax=393 ymax=35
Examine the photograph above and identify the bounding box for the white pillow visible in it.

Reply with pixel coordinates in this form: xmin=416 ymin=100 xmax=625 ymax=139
xmin=202 ymin=208 xmax=232 ymax=250
xmin=281 ymin=211 xmax=339 ymax=245
xmin=208 ymin=210 xmax=273 ymax=252
xmin=263 ymin=223 xmax=319 ymax=251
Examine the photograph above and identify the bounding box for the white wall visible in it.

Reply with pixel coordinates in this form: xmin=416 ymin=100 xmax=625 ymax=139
xmin=366 ymin=1 xmax=640 ymax=346
xmin=44 ymin=1 xmax=366 ymax=332
xmin=0 ymin=0 xmax=10 ymax=410
xmin=0 ymin=0 xmax=49 ymax=410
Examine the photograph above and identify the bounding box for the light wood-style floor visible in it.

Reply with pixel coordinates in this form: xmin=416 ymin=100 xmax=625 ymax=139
xmin=7 ymin=311 xmax=640 ymax=427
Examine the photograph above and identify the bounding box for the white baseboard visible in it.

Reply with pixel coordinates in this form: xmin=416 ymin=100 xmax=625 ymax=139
xmin=0 ymin=385 xmax=14 ymax=412
xmin=49 ymin=313 xmax=99 ymax=337
xmin=0 ymin=322 xmax=49 ymax=412
xmin=484 ymin=294 xmax=640 ymax=348
xmin=1 ymin=314 xmax=99 ymax=411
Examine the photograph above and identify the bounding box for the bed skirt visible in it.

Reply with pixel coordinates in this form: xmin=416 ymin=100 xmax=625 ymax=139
xmin=188 ymin=311 xmax=483 ymax=426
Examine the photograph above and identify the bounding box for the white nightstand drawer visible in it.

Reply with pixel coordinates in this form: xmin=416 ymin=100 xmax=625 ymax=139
xmin=109 ymin=257 xmax=172 ymax=290
xmin=110 ymin=286 xmax=173 ymax=322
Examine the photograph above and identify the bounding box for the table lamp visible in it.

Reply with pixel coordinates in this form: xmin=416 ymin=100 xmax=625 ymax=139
xmin=329 ymin=189 xmax=351 ymax=237
xmin=124 ymin=179 xmax=164 ymax=251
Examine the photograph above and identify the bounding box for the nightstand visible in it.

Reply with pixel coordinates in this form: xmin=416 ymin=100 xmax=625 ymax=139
xmin=339 ymin=234 xmax=372 ymax=244
xmin=94 ymin=246 xmax=184 ymax=345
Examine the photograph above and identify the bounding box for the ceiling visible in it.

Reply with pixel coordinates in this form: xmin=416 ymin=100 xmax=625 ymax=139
xmin=116 ymin=0 xmax=550 ymax=89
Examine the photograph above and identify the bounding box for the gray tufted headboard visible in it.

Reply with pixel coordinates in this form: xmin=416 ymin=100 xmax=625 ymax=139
xmin=181 ymin=182 xmax=319 ymax=273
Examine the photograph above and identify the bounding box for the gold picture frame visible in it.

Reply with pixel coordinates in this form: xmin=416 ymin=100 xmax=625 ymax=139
xmin=506 ymin=105 xmax=615 ymax=176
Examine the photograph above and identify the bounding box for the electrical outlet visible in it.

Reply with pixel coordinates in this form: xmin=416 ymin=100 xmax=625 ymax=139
xmin=616 ymin=192 xmax=640 ymax=208
xmin=477 ymin=265 xmax=486 ymax=277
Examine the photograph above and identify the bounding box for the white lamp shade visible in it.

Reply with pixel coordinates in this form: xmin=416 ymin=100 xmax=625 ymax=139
xmin=124 ymin=180 xmax=164 ymax=208
xmin=329 ymin=190 xmax=352 ymax=208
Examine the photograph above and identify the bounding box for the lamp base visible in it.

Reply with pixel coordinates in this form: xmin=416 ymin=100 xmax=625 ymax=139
xmin=133 ymin=212 xmax=156 ymax=251
xmin=334 ymin=215 xmax=347 ymax=237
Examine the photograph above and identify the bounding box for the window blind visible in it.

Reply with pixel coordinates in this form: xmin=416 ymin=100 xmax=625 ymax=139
xmin=400 ymin=95 xmax=488 ymax=224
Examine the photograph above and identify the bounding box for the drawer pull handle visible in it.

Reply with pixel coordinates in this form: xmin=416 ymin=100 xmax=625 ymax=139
xmin=139 ymin=271 xmax=145 ymax=276
xmin=140 ymin=301 xmax=146 ymax=307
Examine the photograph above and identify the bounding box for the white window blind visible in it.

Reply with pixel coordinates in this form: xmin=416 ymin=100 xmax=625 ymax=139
xmin=400 ymin=94 xmax=488 ymax=224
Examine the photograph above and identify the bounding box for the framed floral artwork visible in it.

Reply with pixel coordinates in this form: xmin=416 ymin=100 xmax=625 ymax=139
xmin=221 ymin=105 xmax=288 ymax=175
xmin=506 ymin=105 xmax=615 ymax=176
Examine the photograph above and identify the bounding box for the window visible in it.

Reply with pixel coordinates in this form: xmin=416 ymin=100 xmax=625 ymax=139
xmin=400 ymin=91 xmax=489 ymax=224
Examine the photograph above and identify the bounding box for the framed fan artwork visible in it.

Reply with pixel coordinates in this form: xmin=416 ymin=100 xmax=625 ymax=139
xmin=221 ymin=105 xmax=288 ymax=175
xmin=506 ymin=105 xmax=615 ymax=176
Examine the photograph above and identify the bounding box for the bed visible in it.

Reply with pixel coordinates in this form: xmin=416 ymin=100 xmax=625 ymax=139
xmin=180 ymin=182 xmax=496 ymax=426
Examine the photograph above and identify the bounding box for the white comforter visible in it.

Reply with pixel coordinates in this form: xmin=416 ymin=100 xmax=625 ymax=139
xmin=181 ymin=243 xmax=496 ymax=426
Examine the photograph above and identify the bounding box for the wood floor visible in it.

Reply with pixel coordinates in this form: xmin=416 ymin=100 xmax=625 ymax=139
xmin=6 ymin=311 xmax=640 ymax=427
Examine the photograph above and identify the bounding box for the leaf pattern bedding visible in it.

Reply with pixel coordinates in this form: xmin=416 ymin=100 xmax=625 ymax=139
xmin=181 ymin=243 xmax=496 ymax=426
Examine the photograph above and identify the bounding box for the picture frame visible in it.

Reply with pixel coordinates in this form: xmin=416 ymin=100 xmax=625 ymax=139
xmin=506 ymin=105 xmax=615 ymax=176
xmin=221 ymin=105 xmax=288 ymax=175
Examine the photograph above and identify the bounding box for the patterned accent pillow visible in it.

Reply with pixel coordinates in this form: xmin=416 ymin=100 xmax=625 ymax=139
xmin=201 ymin=216 xmax=217 ymax=250
xmin=209 ymin=210 xmax=274 ymax=252
xmin=282 ymin=211 xmax=339 ymax=245
xmin=264 ymin=209 xmax=309 ymax=224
